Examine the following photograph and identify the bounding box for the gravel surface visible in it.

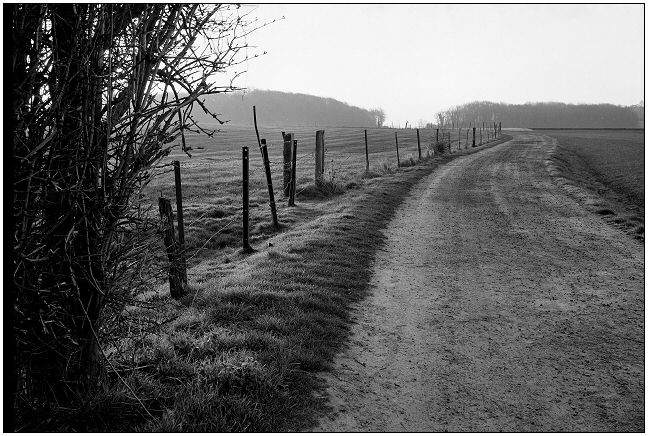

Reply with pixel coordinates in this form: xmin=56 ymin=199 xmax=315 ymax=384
xmin=312 ymin=131 xmax=644 ymax=432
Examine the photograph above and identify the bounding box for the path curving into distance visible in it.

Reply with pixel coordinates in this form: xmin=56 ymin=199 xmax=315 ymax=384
xmin=312 ymin=131 xmax=644 ymax=432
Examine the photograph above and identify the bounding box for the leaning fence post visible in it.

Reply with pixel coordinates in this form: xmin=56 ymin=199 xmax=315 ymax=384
xmin=173 ymin=161 xmax=185 ymax=248
xmin=395 ymin=131 xmax=400 ymax=168
xmin=253 ymin=106 xmax=279 ymax=229
xmin=242 ymin=147 xmax=253 ymax=252
xmin=416 ymin=128 xmax=421 ymax=159
xmin=315 ymin=130 xmax=325 ymax=185
xmin=289 ymin=139 xmax=298 ymax=206
xmin=283 ymin=133 xmax=293 ymax=197
xmin=158 ymin=197 xmax=187 ymax=299
xmin=364 ymin=129 xmax=369 ymax=172
xmin=260 ymin=140 xmax=279 ymax=229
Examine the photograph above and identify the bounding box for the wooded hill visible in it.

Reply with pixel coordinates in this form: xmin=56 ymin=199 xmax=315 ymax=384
xmin=433 ymin=101 xmax=644 ymax=129
xmin=194 ymin=89 xmax=382 ymax=128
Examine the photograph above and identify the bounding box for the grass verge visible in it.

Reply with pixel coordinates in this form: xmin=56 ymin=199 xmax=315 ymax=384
xmin=17 ymin=136 xmax=511 ymax=432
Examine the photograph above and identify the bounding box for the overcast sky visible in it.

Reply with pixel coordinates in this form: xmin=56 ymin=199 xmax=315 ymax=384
xmin=241 ymin=4 xmax=644 ymax=127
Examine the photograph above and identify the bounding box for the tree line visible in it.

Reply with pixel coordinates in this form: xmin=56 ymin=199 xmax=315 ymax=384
xmin=194 ymin=89 xmax=386 ymax=128
xmin=430 ymin=101 xmax=643 ymax=129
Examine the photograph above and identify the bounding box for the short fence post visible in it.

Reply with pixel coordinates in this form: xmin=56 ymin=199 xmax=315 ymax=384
xmin=315 ymin=130 xmax=325 ymax=185
xmin=260 ymin=140 xmax=279 ymax=229
xmin=289 ymin=139 xmax=298 ymax=206
xmin=158 ymin=197 xmax=187 ymax=299
xmin=395 ymin=131 xmax=400 ymax=167
xmin=472 ymin=127 xmax=476 ymax=147
xmin=242 ymin=146 xmax=253 ymax=252
xmin=283 ymin=133 xmax=293 ymax=197
xmin=416 ymin=128 xmax=421 ymax=159
xmin=173 ymin=161 xmax=185 ymax=248
xmin=364 ymin=129 xmax=369 ymax=172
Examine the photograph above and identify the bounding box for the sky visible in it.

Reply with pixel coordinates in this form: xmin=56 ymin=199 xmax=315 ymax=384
xmin=237 ymin=3 xmax=644 ymax=127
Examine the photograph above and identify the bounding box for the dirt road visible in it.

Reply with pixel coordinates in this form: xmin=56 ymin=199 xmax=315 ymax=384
xmin=313 ymin=131 xmax=644 ymax=432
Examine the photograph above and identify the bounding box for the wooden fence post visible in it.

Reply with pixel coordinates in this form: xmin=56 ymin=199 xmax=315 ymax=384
xmin=416 ymin=128 xmax=421 ymax=159
xmin=173 ymin=161 xmax=185 ymax=248
xmin=253 ymin=106 xmax=279 ymax=229
xmin=436 ymin=128 xmax=439 ymax=146
xmin=315 ymin=130 xmax=325 ymax=185
xmin=283 ymin=133 xmax=293 ymax=197
xmin=260 ymin=140 xmax=279 ymax=229
xmin=242 ymin=146 xmax=253 ymax=252
xmin=364 ymin=129 xmax=369 ymax=172
xmin=289 ymin=139 xmax=298 ymax=206
xmin=158 ymin=197 xmax=187 ymax=299
xmin=458 ymin=127 xmax=461 ymax=149
xmin=472 ymin=127 xmax=476 ymax=147
xmin=395 ymin=131 xmax=400 ymax=167
xmin=480 ymin=128 xmax=483 ymax=145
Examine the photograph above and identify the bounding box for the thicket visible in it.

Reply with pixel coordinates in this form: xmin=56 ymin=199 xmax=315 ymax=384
xmin=10 ymin=4 xmax=257 ymax=428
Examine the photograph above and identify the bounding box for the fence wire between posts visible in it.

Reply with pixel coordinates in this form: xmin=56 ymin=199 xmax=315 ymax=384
xmin=152 ymin=123 xmax=503 ymax=295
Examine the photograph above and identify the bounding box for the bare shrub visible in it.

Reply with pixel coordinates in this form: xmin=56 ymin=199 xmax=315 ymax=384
xmin=11 ymin=4 xmax=261 ymax=422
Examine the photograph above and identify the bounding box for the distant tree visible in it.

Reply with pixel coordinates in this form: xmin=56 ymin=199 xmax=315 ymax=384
xmin=435 ymin=111 xmax=446 ymax=128
xmin=11 ymin=4 xmax=257 ymax=419
xmin=370 ymin=108 xmax=386 ymax=127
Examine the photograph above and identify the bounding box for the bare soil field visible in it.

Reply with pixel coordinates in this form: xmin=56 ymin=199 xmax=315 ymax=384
xmin=536 ymin=129 xmax=644 ymax=241
xmin=313 ymin=131 xmax=644 ymax=432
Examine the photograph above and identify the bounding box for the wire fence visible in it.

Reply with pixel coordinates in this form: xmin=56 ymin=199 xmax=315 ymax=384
xmin=144 ymin=123 xmax=503 ymax=283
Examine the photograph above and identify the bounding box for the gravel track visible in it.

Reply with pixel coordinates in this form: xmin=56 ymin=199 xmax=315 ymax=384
xmin=313 ymin=131 xmax=644 ymax=432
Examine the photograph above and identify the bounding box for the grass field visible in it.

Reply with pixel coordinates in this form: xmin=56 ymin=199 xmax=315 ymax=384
xmin=18 ymin=124 xmax=506 ymax=431
xmin=537 ymin=129 xmax=644 ymax=240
